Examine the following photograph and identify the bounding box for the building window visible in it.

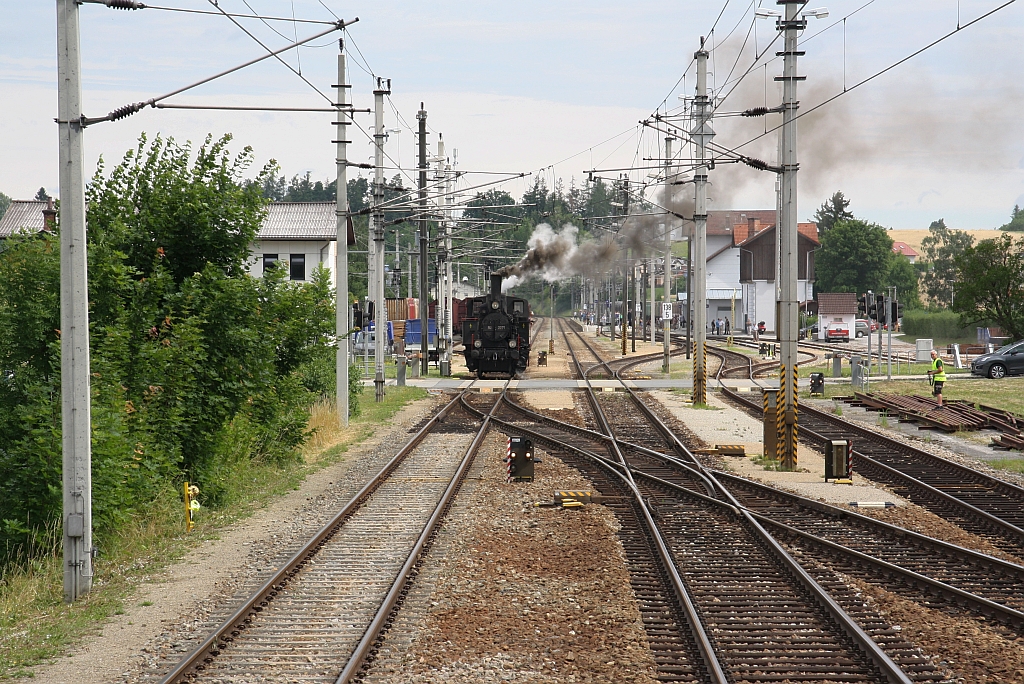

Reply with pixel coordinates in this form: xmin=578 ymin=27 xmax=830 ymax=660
xmin=289 ymin=254 xmax=305 ymax=281
xmin=263 ymin=254 xmax=279 ymax=272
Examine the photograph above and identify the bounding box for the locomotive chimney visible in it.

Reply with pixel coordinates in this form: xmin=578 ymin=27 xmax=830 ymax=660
xmin=490 ymin=273 xmax=502 ymax=296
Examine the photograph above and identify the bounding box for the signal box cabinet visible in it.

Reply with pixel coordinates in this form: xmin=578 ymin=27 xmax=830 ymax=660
xmin=506 ymin=436 xmax=535 ymax=482
xmin=825 ymin=439 xmax=852 ymax=481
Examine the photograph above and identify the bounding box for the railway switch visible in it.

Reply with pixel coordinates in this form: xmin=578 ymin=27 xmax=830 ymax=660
xmin=505 ymin=436 xmax=535 ymax=482
xmin=825 ymin=439 xmax=853 ymax=483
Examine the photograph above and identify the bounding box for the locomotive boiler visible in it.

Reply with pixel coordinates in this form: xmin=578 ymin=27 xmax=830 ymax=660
xmin=462 ymin=273 xmax=531 ymax=378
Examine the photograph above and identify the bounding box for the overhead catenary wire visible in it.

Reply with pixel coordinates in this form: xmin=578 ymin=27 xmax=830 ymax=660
xmin=206 ymin=1 xmax=328 ymax=103
xmin=74 ymin=20 xmax=353 ymax=126
xmin=79 ymin=0 xmax=336 ymax=23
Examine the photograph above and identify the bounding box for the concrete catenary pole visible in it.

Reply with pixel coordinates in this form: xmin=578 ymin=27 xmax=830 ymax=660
xmin=662 ymin=137 xmax=673 ymax=373
xmin=649 ymin=256 xmax=656 ymax=343
xmin=777 ymin=3 xmax=803 ymax=470
xmin=57 ymin=0 xmax=93 ymax=603
xmin=335 ymin=43 xmax=350 ymax=427
xmin=691 ymin=40 xmax=713 ymax=405
xmin=372 ymin=78 xmax=389 ymax=401
xmin=417 ymin=105 xmax=429 ymax=376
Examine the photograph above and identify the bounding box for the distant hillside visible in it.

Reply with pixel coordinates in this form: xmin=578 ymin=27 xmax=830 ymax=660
xmin=886 ymin=229 xmax=1001 ymax=257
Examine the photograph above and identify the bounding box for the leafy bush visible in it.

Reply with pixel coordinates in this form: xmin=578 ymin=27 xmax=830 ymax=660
xmin=0 ymin=134 xmax=336 ymax=562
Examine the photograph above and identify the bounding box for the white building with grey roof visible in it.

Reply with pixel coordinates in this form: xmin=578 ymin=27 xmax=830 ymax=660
xmin=0 ymin=199 xmax=54 ymax=246
xmin=247 ymin=201 xmax=342 ymax=286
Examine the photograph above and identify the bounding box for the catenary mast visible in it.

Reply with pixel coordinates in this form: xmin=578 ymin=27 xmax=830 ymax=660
xmin=691 ymin=39 xmax=713 ymax=405
xmin=56 ymin=0 xmax=93 ymax=603
xmin=372 ymin=78 xmax=389 ymax=401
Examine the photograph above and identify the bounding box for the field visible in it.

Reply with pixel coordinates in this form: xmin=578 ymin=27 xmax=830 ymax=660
xmin=886 ymin=228 xmax=1004 ymax=254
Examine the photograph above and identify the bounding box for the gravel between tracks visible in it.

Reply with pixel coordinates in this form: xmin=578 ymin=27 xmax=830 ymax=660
xmin=849 ymin=577 xmax=1024 ymax=684
xmin=363 ymin=430 xmax=659 ymax=684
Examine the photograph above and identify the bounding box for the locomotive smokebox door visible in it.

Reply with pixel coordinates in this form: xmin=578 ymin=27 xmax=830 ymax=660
xmin=505 ymin=436 xmax=536 ymax=482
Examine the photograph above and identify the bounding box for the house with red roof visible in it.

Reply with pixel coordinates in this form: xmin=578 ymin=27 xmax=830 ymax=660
xmin=891 ymin=241 xmax=917 ymax=263
xmin=679 ymin=210 xmax=818 ymax=333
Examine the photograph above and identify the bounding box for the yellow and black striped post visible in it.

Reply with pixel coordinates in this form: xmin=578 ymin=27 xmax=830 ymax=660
xmin=763 ymin=388 xmax=779 ymax=463
xmin=778 ymin=363 xmax=798 ymax=470
xmin=693 ymin=341 xmax=707 ymax=405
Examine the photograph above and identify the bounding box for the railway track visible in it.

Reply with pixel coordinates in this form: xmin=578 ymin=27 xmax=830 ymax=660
xmin=539 ymin=320 xmax=929 ymax=682
xmin=517 ymin=319 xmax=1024 ymax=678
xmin=708 ymin=344 xmax=1024 ymax=554
xmin=159 ymin=384 xmax=502 ymax=684
xmin=500 ymin=359 xmax=1024 ymax=631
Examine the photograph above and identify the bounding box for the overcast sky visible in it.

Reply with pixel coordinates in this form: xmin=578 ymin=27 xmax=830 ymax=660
xmin=2 ymin=0 xmax=1022 ymax=229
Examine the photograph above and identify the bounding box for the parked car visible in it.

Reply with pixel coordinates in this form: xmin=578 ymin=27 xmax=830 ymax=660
xmin=826 ymin=322 xmax=850 ymax=343
xmin=854 ymin=320 xmax=870 ymax=338
xmin=971 ymin=340 xmax=1024 ymax=378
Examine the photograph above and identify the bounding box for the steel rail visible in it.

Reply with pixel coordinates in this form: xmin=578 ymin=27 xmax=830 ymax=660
xmin=561 ymin=320 xmax=913 ymax=684
xmin=336 ymin=382 xmax=507 ymax=683
xmin=563 ymin=323 xmax=711 ymax=481
xmin=629 ymin=464 xmax=1024 ymax=630
xmin=482 ymin=395 xmax=915 ymax=684
xmin=459 ymin=392 xmax=728 ymax=684
xmin=499 ymin=390 xmax=717 ymax=497
xmin=719 ymin=384 xmax=1024 ymax=547
xmin=160 ymin=384 xmax=476 ymax=683
xmin=708 ymin=342 xmax=1024 ymax=547
xmin=593 ymin=413 xmax=1024 ymax=630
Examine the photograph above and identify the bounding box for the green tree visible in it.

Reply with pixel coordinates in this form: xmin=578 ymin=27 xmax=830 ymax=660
xmin=0 ymin=133 xmax=334 ymax=557
xmin=88 ymin=133 xmax=268 ymax=286
xmin=0 ymin=190 xmax=11 ymax=219
xmin=881 ymin=254 xmax=920 ymax=308
xmin=952 ymin=233 xmax=1024 ymax=339
xmin=812 ymin=191 xmax=854 ymax=237
xmin=998 ymin=204 xmax=1024 ymax=232
xmin=815 ymin=219 xmax=894 ymax=293
xmin=920 ymin=218 xmax=975 ymax=307
xmin=33 ymin=187 xmax=51 ymax=202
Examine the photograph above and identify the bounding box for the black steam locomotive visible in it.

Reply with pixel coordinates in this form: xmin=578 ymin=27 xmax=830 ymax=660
xmin=462 ymin=273 xmax=532 ymax=378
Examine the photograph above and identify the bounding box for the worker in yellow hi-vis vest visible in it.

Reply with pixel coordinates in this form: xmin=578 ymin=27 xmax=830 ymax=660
xmin=927 ymin=349 xmax=946 ymax=407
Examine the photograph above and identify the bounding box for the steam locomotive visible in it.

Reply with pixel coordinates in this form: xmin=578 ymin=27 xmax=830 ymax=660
xmin=462 ymin=273 xmax=532 ymax=378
